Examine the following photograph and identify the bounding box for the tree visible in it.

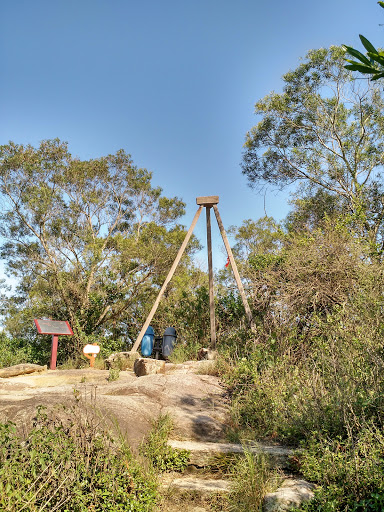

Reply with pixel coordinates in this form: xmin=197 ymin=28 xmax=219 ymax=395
xmin=242 ymin=47 xmax=384 ymax=251
xmin=343 ymin=2 xmax=384 ymax=80
xmin=0 ymin=139 xmax=194 ymax=357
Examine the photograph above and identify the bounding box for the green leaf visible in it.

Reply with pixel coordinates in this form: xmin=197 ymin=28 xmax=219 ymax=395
xmin=378 ymin=1 xmax=384 ymax=9
xmin=367 ymin=51 xmax=384 ymax=66
xmin=359 ymin=35 xmax=378 ymax=54
xmin=344 ymin=63 xmax=380 ymax=74
xmin=343 ymin=45 xmax=371 ymax=66
xmin=370 ymin=71 xmax=384 ymax=80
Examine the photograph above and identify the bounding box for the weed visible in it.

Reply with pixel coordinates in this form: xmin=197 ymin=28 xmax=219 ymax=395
xmin=194 ymin=360 xmax=220 ymax=376
xmin=108 ymin=367 xmax=120 ymax=382
xmin=140 ymin=414 xmax=190 ymax=472
xmin=228 ymin=448 xmax=281 ymax=512
xmin=0 ymin=404 xmax=157 ymax=511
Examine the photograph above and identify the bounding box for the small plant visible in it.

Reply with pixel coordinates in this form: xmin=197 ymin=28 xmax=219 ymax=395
xmin=0 ymin=404 xmax=157 ymax=511
xmin=228 ymin=448 xmax=281 ymax=512
xmin=140 ymin=414 xmax=190 ymax=472
xmin=108 ymin=367 xmax=120 ymax=382
xmin=294 ymin=425 xmax=384 ymax=511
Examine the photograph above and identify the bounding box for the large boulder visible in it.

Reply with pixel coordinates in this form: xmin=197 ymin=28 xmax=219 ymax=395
xmin=105 ymin=351 xmax=139 ymax=370
xmin=0 ymin=366 xmax=229 ymax=448
xmin=134 ymin=358 xmax=165 ymax=377
xmin=263 ymin=479 xmax=315 ymax=512
xmin=0 ymin=364 xmax=47 ymax=378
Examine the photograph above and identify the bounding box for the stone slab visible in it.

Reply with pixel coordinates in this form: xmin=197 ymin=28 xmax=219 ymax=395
xmin=162 ymin=475 xmax=231 ymax=493
xmin=168 ymin=439 xmax=294 ymax=468
xmin=263 ymin=479 xmax=315 ymax=512
xmin=0 ymin=364 xmax=47 ymax=378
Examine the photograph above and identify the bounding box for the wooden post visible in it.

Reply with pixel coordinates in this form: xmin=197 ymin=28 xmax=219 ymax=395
xmin=50 ymin=335 xmax=59 ymax=370
xmin=131 ymin=206 xmax=203 ymax=353
xmin=213 ymin=204 xmax=256 ymax=332
xmin=206 ymin=207 xmax=216 ymax=349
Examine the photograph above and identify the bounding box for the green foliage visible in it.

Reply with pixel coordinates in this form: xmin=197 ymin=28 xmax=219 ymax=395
xmin=344 ymin=3 xmax=384 ymax=81
xmin=155 ymin=267 xmax=210 ymax=351
xmin=0 ymin=332 xmax=34 ymax=368
xmin=228 ymin=449 xmax=280 ymax=512
xmin=296 ymin=425 xmax=384 ymax=511
xmin=0 ymin=139 xmax=193 ymax=360
xmin=0 ymin=404 xmax=157 ymax=511
xmin=140 ymin=414 xmax=190 ymax=472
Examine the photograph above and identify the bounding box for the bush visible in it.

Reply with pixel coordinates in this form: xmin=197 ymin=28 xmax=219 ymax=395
xmin=140 ymin=414 xmax=190 ymax=472
xmin=0 ymin=332 xmax=34 ymax=368
xmin=297 ymin=425 xmax=384 ymax=511
xmin=0 ymin=404 xmax=157 ymax=511
xmin=228 ymin=448 xmax=280 ymax=512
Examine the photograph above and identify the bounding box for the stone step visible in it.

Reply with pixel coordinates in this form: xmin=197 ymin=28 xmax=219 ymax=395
xmin=168 ymin=439 xmax=294 ymax=468
xmin=161 ymin=473 xmax=315 ymax=511
xmin=161 ymin=474 xmax=231 ymax=494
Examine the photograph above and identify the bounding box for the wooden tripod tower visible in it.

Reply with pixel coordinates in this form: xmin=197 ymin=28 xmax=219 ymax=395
xmin=131 ymin=196 xmax=254 ymax=353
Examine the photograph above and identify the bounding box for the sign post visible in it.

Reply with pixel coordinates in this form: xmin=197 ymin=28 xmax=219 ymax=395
xmin=34 ymin=319 xmax=73 ymax=370
xmin=83 ymin=343 xmax=100 ymax=368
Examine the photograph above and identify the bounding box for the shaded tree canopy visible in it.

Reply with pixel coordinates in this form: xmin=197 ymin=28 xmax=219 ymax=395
xmin=0 ymin=139 xmax=194 ymax=354
xmin=242 ymin=46 xmax=384 ymax=248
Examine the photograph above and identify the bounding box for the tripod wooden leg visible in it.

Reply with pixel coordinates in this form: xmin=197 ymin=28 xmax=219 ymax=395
xmin=206 ymin=207 xmax=216 ymax=349
xmin=131 ymin=206 xmax=203 ymax=353
xmin=213 ymin=205 xmax=256 ymax=332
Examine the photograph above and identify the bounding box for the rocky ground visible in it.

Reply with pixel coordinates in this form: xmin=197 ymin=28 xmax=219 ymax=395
xmin=0 ymin=361 xmax=314 ymax=511
xmin=0 ymin=361 xmax=229 ymax=449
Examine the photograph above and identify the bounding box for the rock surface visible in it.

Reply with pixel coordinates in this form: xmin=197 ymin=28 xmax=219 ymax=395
xmin=197 ymin=348 xmax=218 ymax=360
xmin=0 ymin=362 xmax=229 ymax=448
xmin=134 ymin=358 xmax=166 ymax=376
xmin=167 ymin=439 xmax=294 ymax=468
xmin=263 ymin=479 xmax=316 ymax=512
xmin=162 ymin=474 xmax=231 ymax=493
xmin=105 ymin=351 xmax=139 ymax=369
xmin=0 ymin=364 xmax=47 ymax=378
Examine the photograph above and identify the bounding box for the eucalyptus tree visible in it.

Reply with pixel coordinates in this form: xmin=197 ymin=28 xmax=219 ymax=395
xmin=242 ymin=46 xmax=384 ymax=252
xmin=0 ymin=139 xmax=192 ymax=355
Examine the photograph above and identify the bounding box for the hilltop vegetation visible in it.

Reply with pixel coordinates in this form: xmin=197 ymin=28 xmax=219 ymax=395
xmin=1 ymin=46 xmax=384 ymax=510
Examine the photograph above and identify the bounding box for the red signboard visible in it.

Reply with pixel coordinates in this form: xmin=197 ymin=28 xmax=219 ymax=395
xmin=34 ymin=319 xmax=73 ymax=336
xmin=34 ymin=319 xmax=73 ymax=370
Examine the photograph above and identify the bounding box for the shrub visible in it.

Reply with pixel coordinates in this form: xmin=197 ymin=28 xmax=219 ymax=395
xmin=296 ymin=425 xmax=384 ymax=511
xmin=0 ymin=332 xmax=34 ymax=368
xmin=140 ymin=414 xmax=190 ymax=472
xmin=0 ymin=404 xmax=157 ymax=511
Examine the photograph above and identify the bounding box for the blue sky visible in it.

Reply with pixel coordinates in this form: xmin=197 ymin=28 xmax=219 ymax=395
xmin=1 ymin=0 xmax=382 ymax=274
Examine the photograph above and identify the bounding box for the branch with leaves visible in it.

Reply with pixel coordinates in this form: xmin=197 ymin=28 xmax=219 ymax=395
xmin=343 ymin=2 xmax=384 ymax=80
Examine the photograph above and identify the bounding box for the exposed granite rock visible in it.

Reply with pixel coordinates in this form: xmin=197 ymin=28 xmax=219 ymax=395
xmin=105 ymin=351 xmax=139 ymax=370
xmin=263 ymin=478 xmax=315 ymax=512
xmin=0 ymin=364 xmax=47 ymax=378
xmin=134 ymin=358 xmax=166 ymax=376
xmin=197 ymin=348 xmax=218 ymax=360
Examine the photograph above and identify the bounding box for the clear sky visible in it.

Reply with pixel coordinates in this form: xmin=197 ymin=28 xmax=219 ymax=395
xmin=0 ymin=0 xmax=382 ymax=274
